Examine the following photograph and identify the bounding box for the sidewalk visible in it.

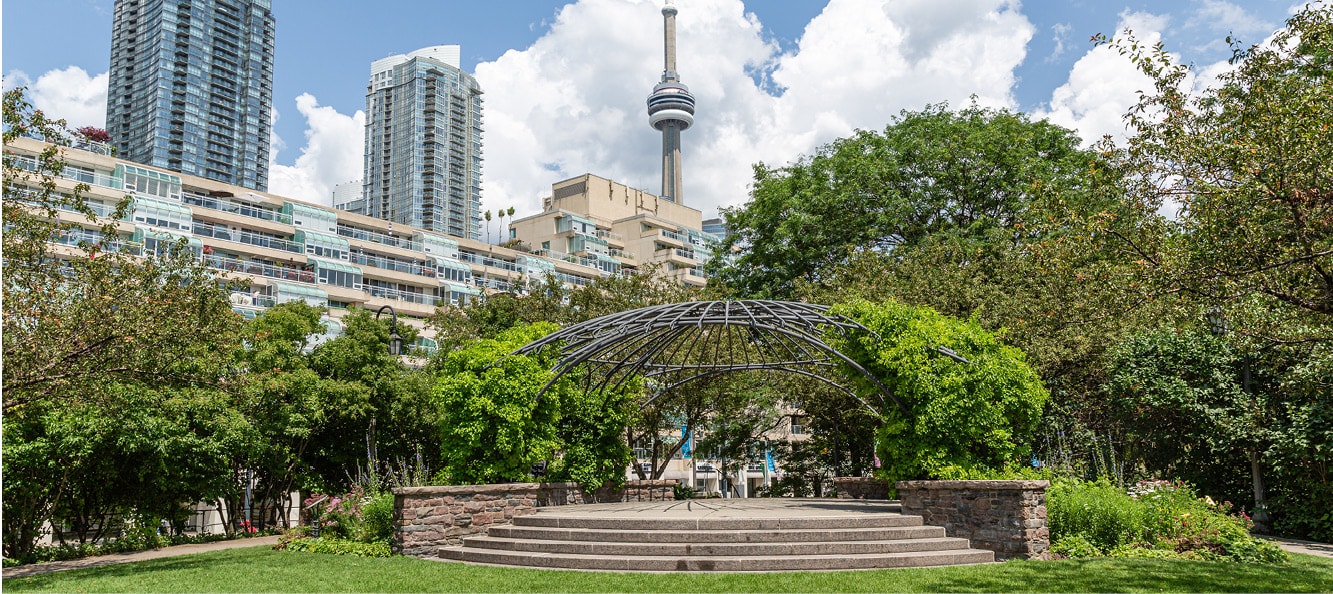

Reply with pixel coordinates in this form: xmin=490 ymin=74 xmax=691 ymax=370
xmin=1263 ymin=535 xmax=1333 ymax=559
xmin=3 ymin=535 xmax=282 ymax=579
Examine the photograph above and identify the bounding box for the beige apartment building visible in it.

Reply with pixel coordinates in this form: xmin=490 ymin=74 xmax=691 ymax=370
xmin=508 ymin=174 xmax=722 ymax=287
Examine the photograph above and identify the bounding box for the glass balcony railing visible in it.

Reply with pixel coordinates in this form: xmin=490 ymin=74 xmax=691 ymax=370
xmin=359 ymin=284 xmax=435 ymax=305
xmin=9 ymin=155 xmax=123 ymax=190
xmin=183 ymin=191 xmax=294 ymax=225
xmin=348 ymin=251 xmax=436 ymax=278
xmin=457 ymin=250 xmax=521 ymax=273
xmin=205 ymin=254 xmax=314 ymax=284
xmin=336 ymin=224 xmax=423 ymax=252
xmin=193 ymin=220 xmax=302 ymax=253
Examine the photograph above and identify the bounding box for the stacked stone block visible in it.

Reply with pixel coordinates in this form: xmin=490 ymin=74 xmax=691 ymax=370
xmin=896 ymin=480 xmax=1050 ymax=560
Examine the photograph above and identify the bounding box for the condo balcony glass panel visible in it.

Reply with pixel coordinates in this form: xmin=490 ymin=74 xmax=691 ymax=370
xmin=183 ymin=191 xmax=293 ymax=225
xmin=310 ymin=257 xmax=363 ymax=288
xmin=133 ymin=226 xmax=203 ymax=257
xmin=283 ymin=202 xmax=339 ymax=234
xmin=116 ymin=164 xmax=183 ymax=201
xmin=130 ymin=195 xmax=194 ymax=231
xmin=273 ymin=281 xmax=328 ymax=307
xmin=295 ymin=229 xmax=350 ymax=261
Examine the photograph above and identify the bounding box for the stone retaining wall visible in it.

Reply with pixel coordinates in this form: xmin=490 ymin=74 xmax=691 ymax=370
xmin=834 ymin=477 xmax=890 ymax=500
xmin=896 ymin=480 xmax=1050 ymax=561
xmin=589 ymin=479 xmax=679 ymax=503
xmin=393 ymin=483 xmax=583 ymax=557
xmin=394 ymin=480 xmax=681 ymax=557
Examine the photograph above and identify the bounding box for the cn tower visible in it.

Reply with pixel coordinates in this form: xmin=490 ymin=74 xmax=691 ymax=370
xmin=646 ymin=1 xmax=695 ymax=204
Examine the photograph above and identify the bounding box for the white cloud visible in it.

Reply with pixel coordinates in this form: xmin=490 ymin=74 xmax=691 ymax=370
xmin=1189 ymin=0 xmax=1275 ymax=38
xmin=475 ymin=0 xmax=1035 ymax=220
xmin=2 ymin=67 xmax=108 ymax=129
xmin=1035 ymin=11 xmax=1170 ymax=145
xmin=266 ymin=94 xmax=364 ymax=207
xmin=1047 ymin=23 xmax=1072 ymax=63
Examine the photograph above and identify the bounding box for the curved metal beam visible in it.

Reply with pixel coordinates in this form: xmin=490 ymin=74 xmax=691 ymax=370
xmin=514 ymin=300 xmax=907 ymax=418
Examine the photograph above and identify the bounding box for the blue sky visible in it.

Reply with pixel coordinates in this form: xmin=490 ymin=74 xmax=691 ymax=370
xmin=2 ymin=0 xmax=1301 ymax=220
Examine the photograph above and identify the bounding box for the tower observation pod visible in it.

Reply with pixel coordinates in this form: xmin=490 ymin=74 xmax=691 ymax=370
xmin=647 ymin=1 xmax=695 ymax=204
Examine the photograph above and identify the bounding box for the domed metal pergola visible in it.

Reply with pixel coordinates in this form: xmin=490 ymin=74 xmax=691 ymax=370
xmin=513 ymin=300 xmax=906 ymax=417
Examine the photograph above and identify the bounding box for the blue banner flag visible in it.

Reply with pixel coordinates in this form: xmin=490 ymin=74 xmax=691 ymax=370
xmin=681 ymin=425 xmax=692 ymax=459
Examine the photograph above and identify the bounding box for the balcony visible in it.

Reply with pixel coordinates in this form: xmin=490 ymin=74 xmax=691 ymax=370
xmin=336 ymin=224 xmax=423 ymax=252
xmin=183 ymin=192 xmax=293 ymax=225
xmin=193 ymin=220 xmax=301 ymax=253
xmin=359 ymin=284 xmax=435 ymax=306
xmin=205 ymin=254 xmax=314 ymax=284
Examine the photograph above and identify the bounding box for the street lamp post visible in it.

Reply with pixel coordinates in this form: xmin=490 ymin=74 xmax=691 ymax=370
xmin=1206 ymin=308 xmax=1270 ymax=534
xmin=367 ymin=305 xmax=404 ymax=465
xmin=375 ymin=305 xmax=403 ymax=356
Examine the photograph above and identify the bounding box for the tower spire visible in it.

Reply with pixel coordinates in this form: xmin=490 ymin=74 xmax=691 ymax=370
xmin=646 ymin=1 xmax=695 ymax=204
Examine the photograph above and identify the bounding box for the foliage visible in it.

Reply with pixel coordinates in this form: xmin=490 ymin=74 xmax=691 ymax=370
xmin=1103 ymin=5 xmax=1333 ymax=334
xmin=672 ymin=483 xmax=696 ymax=500
xmin=1049 ymin=479 xmax=1288 ymax=564
xmin=709 ymin=102 xmax=1105 ymax=300
xmin=435 ymin=323 xmax=564 ymax=484
xmin=547 ymin=373 xmax=638 ymax=493
xmin=276 ymin=536 xmax=392 ymax=558
xmin=2 ymin=88 xmax=248 ymax=558
xmin=1101 ymin=328 xmax=1258 ymax=501
xmin=829 ymin=300 xmax=1048 ymax=484
xmin=305 ymin=307 xmax=431 ymax=492
xmin=302 ymin=486 xmax=394 ymax=544
xmin=4 ymin=529 xmax=266 ymax=568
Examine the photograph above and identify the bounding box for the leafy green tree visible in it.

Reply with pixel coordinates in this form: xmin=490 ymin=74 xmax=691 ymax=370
xmin=305 ymin=308 xmax=427 ymax=489
xmin=709 ymin=103 xmax=1104 ymax=299
xmin=231 ymin=302 xmax=367 ymax=527
xmin=435 ymin=323 xmax=565 ymax=484
xmin=830 ymin=300 xmax=1049 ymax=484
xmin=2 ymin=87 xmax=245 ymax=556
xmin=1104 ymin=5 xmax=1333 ymax=338
xmin=1102 ymin=329 xmax=1259 ymax=501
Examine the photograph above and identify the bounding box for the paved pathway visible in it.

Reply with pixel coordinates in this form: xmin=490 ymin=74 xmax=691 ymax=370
xmin=1263 ymin=535 xmax=1333 ymax=559
xmin=3 ymin=535 xmax=282 ymax=579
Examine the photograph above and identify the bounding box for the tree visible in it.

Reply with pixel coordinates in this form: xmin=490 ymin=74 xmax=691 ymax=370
xmin=1105 ymin=4 xmax=1333 ymax=339
xmin=1102 ymin=329 xmax=1258 ymax=500
xmin=305 ymin=307 xmax=430 ymax=490
xmin=830 ymin=300 xmax=1049 ymax=485
xmin=435 ymin=323 xmax=565 ymax=484
xmin=1099 ymin=3 xmax=1333 ymax=537
xmin=3 ymin=87 xmax=245 ymax=557
xmin=708 ymin=103 xmax=1104 ymax=299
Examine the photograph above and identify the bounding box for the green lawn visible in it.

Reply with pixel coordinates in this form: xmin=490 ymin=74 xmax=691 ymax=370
xmin=5 ymin=546 xmax=1332 ymax=593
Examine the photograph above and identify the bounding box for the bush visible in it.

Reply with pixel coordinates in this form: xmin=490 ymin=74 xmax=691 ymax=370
xmin=1048 ymin=479 xmax=1289 ymax=564
xmin=359 ymin=492 xmax=395 ymax=543
xmin=1048 ymin=480 xmax=1145 ymax=550
xmin=277 ymin=536 xmax=391 ymax=558
xmin=1049 ymin=534 xmax=1101 ymax=559
xmin=673 ymin=483 xmax=697 ymax=500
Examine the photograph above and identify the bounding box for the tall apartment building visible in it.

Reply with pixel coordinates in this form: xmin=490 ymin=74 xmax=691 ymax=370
xmin=105 ymin=0 xmax=274 ymax=191
xmin=5 ymin=136 xmax=614 ymax=354
xmin=358 ymin=46 xmax=484 ymax=240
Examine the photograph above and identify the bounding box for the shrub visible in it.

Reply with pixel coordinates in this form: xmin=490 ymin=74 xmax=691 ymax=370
xmin=277 ymin=536 xmax=391 ymax=558
xmin=673 ymin=484 xmax=697 ymax=500
xmin=1048 ymin=480 xmax=1145 ymax=550
xmin=1048 ymin=479 xmax=1289 ymax=564
xmin=1049 ymin=534 xmax=1100 ymax=559
xmin=359 ymin=492 xmax=395 ymax=543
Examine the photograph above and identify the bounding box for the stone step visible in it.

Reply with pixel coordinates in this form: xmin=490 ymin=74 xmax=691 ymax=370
xmin=439 ymin=546 xmax=996 ymax=571
xmin=462 ymin=535 xmax=976 ymax=557
xmin=488 ymin=524 xmax=947 ymax=544
xmin=510 ymin=513 xmax=922 ymax=531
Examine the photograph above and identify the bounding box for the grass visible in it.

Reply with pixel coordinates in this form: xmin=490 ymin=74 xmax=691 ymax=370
xmin=5 ymin=546 xmax=1332 ymax=593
